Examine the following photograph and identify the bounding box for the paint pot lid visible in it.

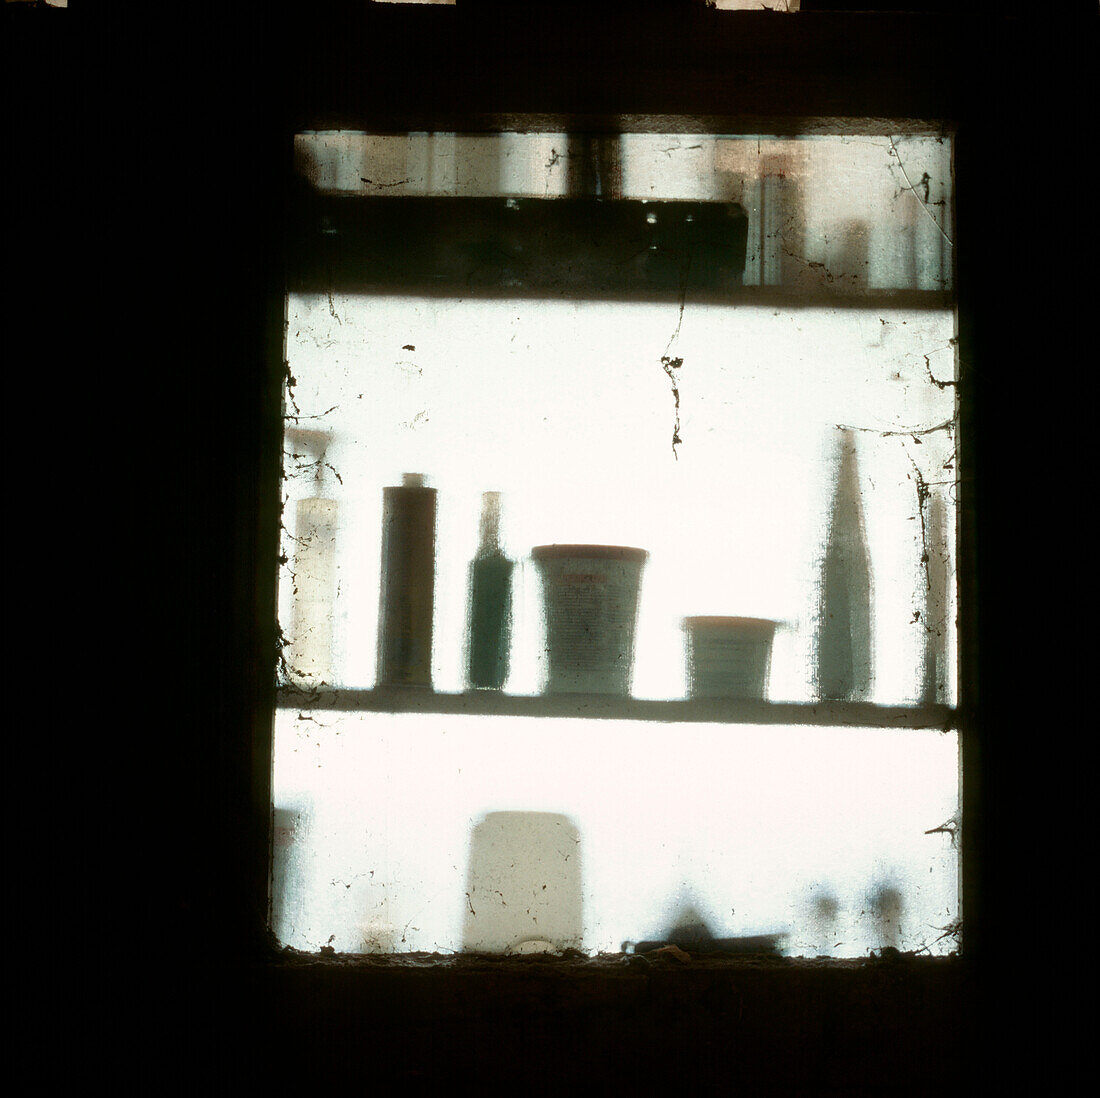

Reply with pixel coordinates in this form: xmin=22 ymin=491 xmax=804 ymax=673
xmin=532 ymin=544 xmax=648 ymax=562
xmin=683 ymin=616 xmax=778 ymax=634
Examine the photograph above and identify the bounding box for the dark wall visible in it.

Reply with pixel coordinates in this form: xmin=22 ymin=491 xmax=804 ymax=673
xmin=17 ymin=2 xmax=1091 ymax=1091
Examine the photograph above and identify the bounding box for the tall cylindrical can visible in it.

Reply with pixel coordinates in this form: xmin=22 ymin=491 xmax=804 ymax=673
xmin=377 ymin=474 xmax=437 ymax=687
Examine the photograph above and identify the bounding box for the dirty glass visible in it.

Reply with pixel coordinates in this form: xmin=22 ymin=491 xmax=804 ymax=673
xmin=272 ymin=131 xmax=960 ymax=958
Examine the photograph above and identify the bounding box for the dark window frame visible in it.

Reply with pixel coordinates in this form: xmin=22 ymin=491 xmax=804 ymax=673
xmin=255 ymin=1 xmax=977 ymax=962
xmin=25 ymin=0 xmax=1086 ymax=1088
xmin=256 ymin=9 xmax=985 ymax=1087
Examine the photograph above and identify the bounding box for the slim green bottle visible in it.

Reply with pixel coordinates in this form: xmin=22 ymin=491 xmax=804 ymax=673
xmin=466 ymin=491 xmax=513 ymax=691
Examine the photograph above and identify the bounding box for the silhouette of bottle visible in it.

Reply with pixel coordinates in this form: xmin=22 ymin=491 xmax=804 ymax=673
xmin=466 ymin=492 xmax=513 ymax=690
xmin=919 ymin=487 xmax=949 ymax=706
xmin=815 ymin=430 xmax=873 ymax=700
xmin=285 ymin=429 xmax=338 ymax=685
xmin=378 ymin=473 xmax=436 ymax=687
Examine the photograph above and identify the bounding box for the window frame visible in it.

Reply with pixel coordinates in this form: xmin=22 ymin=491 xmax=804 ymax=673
xmin=201 ymin=1 xmax=1085 ymax=1086
xmin=256 ymin=2 xmax=974 ymax=962
xmin=9 ymin=0 xmax=1086 ymax=1088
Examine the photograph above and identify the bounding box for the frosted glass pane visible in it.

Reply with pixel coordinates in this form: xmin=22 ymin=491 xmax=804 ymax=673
xmin=294 ymin=132 xmax=952 ymax=293
xmin=272 ymin=712 xmax=959 ymax=957
xmin=274 ymin=132 xmax=961 ymax=958
xmin=280 ymin=298 xmax=956 ymax=705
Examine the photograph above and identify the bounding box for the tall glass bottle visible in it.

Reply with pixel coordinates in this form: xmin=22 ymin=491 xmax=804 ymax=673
xmin=814 ymin=429 xmax=873 ymax=701
xmin=466 ymin=491 xmax=513 ymax=690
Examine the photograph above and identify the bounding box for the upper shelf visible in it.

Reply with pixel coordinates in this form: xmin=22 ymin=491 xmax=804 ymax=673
xmin=277 ymin=685 xmax=955 ymax=730
xmin=287 ymin=192 xmax=952 ymax=308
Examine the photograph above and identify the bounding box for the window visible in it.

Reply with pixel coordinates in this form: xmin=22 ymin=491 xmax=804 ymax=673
xmin=162 ymin=0 xmax=1099 ymax=1086
xmin=176 ymin=0 xmax=1040 ymax=1080
xmin=272 ymin=127 xmax=962 ymax=959
xmin=14 ymin=0 xmax=1089 ymax=1089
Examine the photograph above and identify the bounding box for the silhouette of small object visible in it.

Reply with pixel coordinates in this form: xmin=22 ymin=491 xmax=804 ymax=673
xmin=628 ymin=906 xmax=784 ymax=956
xmin=631 ymin=934 xmax=784 ymax=956
xmin=872 ymin=946 xmax=905 ymax=963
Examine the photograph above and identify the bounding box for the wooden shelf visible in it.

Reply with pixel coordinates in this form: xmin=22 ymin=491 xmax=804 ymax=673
xmin=277 ymin=685 xmax=956 ymax=730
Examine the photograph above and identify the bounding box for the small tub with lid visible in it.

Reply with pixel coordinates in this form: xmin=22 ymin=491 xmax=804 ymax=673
xmin=683 ymin=616 xmax=778 ymax=700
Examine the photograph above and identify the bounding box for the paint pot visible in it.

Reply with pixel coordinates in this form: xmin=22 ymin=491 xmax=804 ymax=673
xmin=683 ymin=616 xmax=777 ymax=700
xmin=532 ymin=544 xmax=648 ymax=695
